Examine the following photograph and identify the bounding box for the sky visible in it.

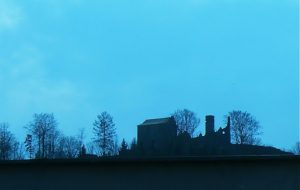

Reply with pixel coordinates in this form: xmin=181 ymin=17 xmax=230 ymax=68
xmin=0 ymin=0 xmax=298 ymax=150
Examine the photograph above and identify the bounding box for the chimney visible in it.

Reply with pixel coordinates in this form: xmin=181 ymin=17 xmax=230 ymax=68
xmin=205 ymin=115 xmax=215 ymax=135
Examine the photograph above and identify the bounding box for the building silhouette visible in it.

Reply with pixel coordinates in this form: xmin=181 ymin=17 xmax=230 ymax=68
xmin=126 ymin=115 xmax=290 ymax=157
xmin=135 ymin=115 xmax=232 ymax=156
xmin=137 ymin=117 xmax=177 ymax=155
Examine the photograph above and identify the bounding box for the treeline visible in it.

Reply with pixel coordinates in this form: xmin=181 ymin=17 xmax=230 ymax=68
xmin=0 ymin=109 xmax=298 ymax=160
xmin=25 ymin=112 xmax=123 ymax=159
xmin=1 ymin=110 xmax=148 ymax=160
xmin=0 ymin=112 xmax=122 ymax=160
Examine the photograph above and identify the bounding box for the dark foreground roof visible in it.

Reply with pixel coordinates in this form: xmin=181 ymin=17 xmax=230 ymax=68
xmin=0 ymin=155 xmax=299 ymax=190
xmin=0 ymin=155 xmax=299 ymax=166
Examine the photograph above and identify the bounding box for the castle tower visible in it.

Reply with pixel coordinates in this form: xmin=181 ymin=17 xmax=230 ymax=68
xmin=225 ymin=116 xmax=231 ymax=144
xmin=205 ymin=115 xmax=215 ymax=136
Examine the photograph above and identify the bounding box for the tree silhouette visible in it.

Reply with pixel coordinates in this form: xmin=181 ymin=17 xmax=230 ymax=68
xmin=172 ymin=109 xmax=200 ymax=137
xmin=86 ymin=141 xmax=97 ymax=155
xmin=56 ymin=135 xmax=81 ymax=159
xmin=112 ymin=136 xmax=119 ymax=156
xmin=227 ymin=110 xmax=262 ymax=145
xmin=120 ymin=139 xmax=128 ymax=151
xmin=0 ymin=123 xmax=18 ymax=160
xmin=77 ymin=128 xmax=85 ymax=154
xmin=25 ymin=113 xmax=59 ymax=159
xmin=80 ymin=145 xmax=87 ymax=157
xmin=93 ymin=112 xmax=116 ymax=156
xmin=130 ymin=138 xmax=137 ymax=151
xmin=11 ymin=141 xmax=25 ymax=160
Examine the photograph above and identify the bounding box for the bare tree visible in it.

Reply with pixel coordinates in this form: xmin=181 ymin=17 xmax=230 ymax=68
xmin=56 ymin=135 xmax=81 ymax=159
xmin=0 ymin=123 xmax=17 ymax=160
xmin=78 ymin=128 xmax=85 ymax=144
xmin=130 ymin=138 xmax=137 ymax=151
xmin=77 ymin=128 xmax=85 ymax=156
xmin=12 ymin=141 xmax=25 ymax=160
xmin=86 ymin=141 xmax=98 ymax=155
xmin=227 ymin=110 xmax=262 ymax=145
xmin=25 ymin=113 xmax=59 ymax=159
xmin=112 ymin=136 xmax=119 ymax=156
xmin=54 ymin=134 xmax=66 ymax=158
xmin=93 ymin=112 xmax=116 ymax=156
xmin=47 ymin=129 xmax=61 ymax=159
xmin=80 ymin=145 xmax=87 ymax=157
xmin=172 ymin=109 xmax=200 ymax=137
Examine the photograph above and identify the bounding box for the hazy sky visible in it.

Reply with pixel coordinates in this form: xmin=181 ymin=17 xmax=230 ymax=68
xmin=0 ymin=0 xmax=298 ymax=150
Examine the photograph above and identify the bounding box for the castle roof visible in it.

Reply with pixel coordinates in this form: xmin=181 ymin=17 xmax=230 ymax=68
xmin=139 ymin=117 xmax=173 ymax=126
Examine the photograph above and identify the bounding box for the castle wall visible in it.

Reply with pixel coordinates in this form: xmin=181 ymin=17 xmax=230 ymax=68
xmin=204 ymin=115 xmax=231 ymax=146
xmin=137 ymin=120 xmax=177 ymax=155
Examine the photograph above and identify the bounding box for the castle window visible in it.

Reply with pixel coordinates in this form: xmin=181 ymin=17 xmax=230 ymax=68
xmin=222 ymin=131 xmax=225 ymax=135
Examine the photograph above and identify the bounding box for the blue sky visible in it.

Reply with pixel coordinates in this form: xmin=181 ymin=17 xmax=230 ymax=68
xmin=0 ymin=0 xmax=298 ymax=150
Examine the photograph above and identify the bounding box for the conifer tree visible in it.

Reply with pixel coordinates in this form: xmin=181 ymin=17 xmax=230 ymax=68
xmin=120 ymin=138 xmax=128 ymax=152
xmin=93 ymin=112 xmax=116 ymax=156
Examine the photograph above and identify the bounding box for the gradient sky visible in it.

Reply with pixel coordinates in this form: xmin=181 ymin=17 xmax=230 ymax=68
xmin=0 ymin=0 xmax=298 ymax=150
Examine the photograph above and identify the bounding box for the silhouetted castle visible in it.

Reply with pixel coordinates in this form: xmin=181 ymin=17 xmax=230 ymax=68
xmin=124 ymin=115 xmax=290 ymax=157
